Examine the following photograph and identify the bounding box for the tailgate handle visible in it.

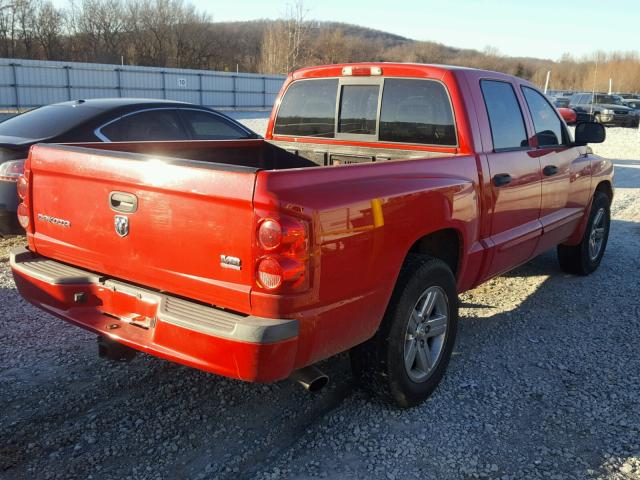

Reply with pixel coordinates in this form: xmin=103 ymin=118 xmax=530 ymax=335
xmin=109 ymin=192 xmax=138 ymax=213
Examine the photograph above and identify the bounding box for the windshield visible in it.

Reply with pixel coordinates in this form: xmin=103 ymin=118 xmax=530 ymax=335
xmin=593 ymin=95 xmax=624 ymax=105
xmin=0 ymin=105 xmax=102 ymax=139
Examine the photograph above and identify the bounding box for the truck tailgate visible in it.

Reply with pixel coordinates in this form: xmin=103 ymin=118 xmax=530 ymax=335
xmin=27 ymin=145 xmax=257 ymax=312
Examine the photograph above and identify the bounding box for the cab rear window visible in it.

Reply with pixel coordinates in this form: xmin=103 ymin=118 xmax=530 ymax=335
xmin=273 ymin=79 xmax=337 ymax=138
xmin=273 ymin=77 xmax=457 ymax=146
xmin=338 ymin=85 xmax=379 ymax=135
xmin=379 ymin=79 xmax=456 ymax=146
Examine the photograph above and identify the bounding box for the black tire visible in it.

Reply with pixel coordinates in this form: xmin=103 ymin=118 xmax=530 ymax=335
xmin=350 ymin=255 xmax=458 ymax=408
xmin=557 ymin=191 xmax=611 ymax=275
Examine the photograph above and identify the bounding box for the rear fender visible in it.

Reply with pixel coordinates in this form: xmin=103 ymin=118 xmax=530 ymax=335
xmin=252 ymin=157 xmax=481 ymax=366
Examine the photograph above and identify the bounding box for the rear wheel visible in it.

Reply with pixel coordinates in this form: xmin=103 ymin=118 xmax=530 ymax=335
xmin=557 ymin=191 xmax=611 ymax=275
xmin=350 ymin=255 xmax=458 ymax=408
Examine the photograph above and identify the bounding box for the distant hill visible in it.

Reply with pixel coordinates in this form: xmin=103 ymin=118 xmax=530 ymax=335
xmin=309 ymin=22 xmax=411 ymax=47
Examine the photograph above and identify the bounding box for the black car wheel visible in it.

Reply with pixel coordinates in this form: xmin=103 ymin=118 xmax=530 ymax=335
xmin=557 ymin=191 xmax=611 ymax=275
xmin=350 ymin=255 xmax=458 ymax=408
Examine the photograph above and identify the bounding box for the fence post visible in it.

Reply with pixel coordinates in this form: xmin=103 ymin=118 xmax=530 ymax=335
xmin=262 ymin=76 xmax=267 ymax=109
xmin=162 ymin=71 xmax=167 ymax=99
xmin=198 ymin=73 xmax=203 ymax=106
xmin=116 ymin=67 xmax=123 ymax=97
xmin=232 ymin=74 xmax=237 ymax=109
xmin=64 ymin=65 xmax=72 ymax=100
xmin=10 ymin=63 xmax=20 ymax=111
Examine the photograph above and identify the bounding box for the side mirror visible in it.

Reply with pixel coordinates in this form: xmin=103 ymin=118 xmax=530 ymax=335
xmin=574 ymin=122 xmax=605 ymax=145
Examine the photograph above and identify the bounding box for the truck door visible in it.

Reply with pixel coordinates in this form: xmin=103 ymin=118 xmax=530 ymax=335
xmin=519 ymin=87 xmax=592 ymax=254
xmin=479 ymin=80 xmax=543 ymax=278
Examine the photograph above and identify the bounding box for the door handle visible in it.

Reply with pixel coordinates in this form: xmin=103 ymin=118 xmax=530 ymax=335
xmin=109 ymin=191 xmax=138 ymax=213
xmin=543 ymin=165 xmax=559 ymax=176
xmin=493 ymin=173 xmax=512 ymax=187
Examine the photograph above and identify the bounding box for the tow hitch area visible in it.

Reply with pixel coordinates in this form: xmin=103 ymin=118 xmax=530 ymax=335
xmin=97 ymin=336 xmax=137 ymax=361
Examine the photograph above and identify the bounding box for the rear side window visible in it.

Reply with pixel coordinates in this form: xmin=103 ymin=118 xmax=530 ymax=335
xmin=338 ymin=85 xmax=379 ymax=135
xmin=481 ymin=80 xmax=528 ymax=151
xmin=274 ymin=79 xmax=338 ymax=138
xmin=0 ymin=105 xmax=102 ymax=139
xmin=179 ymin=110 xmax=249 ymax=140
xmin=379 ymin=79 xmax=456 ymax=146
xmin=100 ymin=110 xmax=187 ymax=141
xmin=521 ymin=87 xmax=565 ymax=147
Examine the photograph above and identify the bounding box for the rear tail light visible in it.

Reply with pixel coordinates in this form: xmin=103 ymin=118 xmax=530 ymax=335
xmin=258 ymin=219 xmax=282 ymax=250
xmin=17 ymin=175 xmax=28 ymax=199
xmin=0 ymin=159 xmax=26 ymax=182
xmin=255 ymin=215 xmax=309 ymax=292
xmin=17 ymin=203 xmax=29 ymax=229
xmin=257 ymin=256 xmax=283 ymax=290
xmin=16 ymin=172 xmax=31 ymax=232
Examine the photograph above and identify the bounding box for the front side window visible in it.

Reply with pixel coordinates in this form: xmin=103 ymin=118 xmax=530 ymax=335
xmin=273 ymin=79 xmax=338 ymax=138
xmin=179 ymin=110 xmax=249 ymax=140
xmin=338 ymin=85 xmax=379 ymax=135
xmin=480 ymin=80 xmax=528 ymax=151
xmin=100 ymin=110 xmax=187 ymax=141
xmin=379 ymin=79 xmax=456 ymax=146
xmin=522 ymin=87 xmax=565 ymax=147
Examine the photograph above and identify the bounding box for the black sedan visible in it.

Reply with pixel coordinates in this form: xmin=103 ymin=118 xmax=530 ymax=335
xmin=0 ymin=99 xmax=259 ymax=233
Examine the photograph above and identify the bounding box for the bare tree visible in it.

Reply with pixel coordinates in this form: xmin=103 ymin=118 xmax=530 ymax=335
xmin=14 ymin=0 xmax=36 ymax=57
xmin=259 ymin=0 xmax=309 ymax=74
xmin=34 ymin=1 xmax=64 ymax=59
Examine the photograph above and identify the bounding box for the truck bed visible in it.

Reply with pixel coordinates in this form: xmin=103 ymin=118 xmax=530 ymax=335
xmin=68 ymin=138 xmax=456 ymax=170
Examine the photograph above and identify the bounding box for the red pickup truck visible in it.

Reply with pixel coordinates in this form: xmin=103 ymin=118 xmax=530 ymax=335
xmin=11 ymin=63 xmax=612 ymax=407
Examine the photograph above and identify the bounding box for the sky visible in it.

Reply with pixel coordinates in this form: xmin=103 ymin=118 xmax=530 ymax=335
xmin=189 ymin=0 xmax=640 ymax=60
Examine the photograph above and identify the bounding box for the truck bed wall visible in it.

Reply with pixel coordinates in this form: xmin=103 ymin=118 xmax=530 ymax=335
xmin=62 ymin=139 xmax=456 ymax=172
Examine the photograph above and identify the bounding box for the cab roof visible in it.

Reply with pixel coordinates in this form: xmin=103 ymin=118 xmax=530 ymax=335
xmin=292 ymin=62 xmax=481 ymax=80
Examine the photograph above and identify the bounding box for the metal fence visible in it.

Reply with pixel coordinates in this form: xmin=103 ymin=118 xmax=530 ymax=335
xmin=0 ymin=58 xmax=286 ymax=111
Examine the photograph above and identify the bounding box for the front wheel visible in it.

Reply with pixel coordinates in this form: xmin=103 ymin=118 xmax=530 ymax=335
xmin=557 ymin=191 xmax=611 ymax=275
xmin=350 ymin=255 xmax=458 ymax=408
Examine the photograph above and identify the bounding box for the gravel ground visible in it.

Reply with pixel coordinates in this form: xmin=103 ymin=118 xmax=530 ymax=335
xmin=1 ymin=126 xmax=639 ymax=480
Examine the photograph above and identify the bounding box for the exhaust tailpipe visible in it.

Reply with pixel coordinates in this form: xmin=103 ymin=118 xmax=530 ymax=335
xmin=290 ymin=365 xmax=329 ymax=392
xmin=97 ymin=336 xmax=136 ymax=361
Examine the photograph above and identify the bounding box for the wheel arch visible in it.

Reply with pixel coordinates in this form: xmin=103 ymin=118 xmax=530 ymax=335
xmin=595 ymin=179 xmax=613 ymax=201
xmin=406 ymin=228 xmax=462 ymax=280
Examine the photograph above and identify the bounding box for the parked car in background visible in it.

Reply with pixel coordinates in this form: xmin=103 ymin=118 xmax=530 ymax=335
xmin=547 ymin=95 xmax=571 ymax=108
xmin=557 ymin=107 xmax=577 ymax=125
xmin=568 ymin=93 xmax=639 ymax=127
xmin=0 ymin=99 xmax=259 ymax=233
xmin=546 ymin=91 xmax=574 ymax=108
xmin=553 ymin=97 xmax=571 ymax=108
xmin=617 ymin=93 xmax=640 ymax=100
xmin=623 ymin=99 xmax=640 ymax=112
